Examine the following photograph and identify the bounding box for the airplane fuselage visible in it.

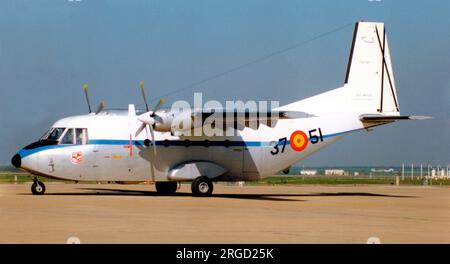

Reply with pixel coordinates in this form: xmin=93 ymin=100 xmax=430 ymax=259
xmin=16 ymin=111 xmax=365 ymax=182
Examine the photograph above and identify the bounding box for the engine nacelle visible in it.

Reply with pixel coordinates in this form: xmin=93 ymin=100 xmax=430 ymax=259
xmin=152 ymin=110 xmax=175 ymax=132
xmin=167 ymin=109 xmax=203 ymax=136
xmin=144 ymin=109 xmax=209 ymax=135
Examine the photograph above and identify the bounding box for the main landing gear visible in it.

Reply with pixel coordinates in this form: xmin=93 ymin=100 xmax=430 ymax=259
xmin=31 ymin=178 xmax=46 ymax=195
xmin=155 ymin=177 xmax=214 ymax=197
xmin=191 ymin=176 xmax=214 ymax=197
xmin=155 ymin=181 xmax=178 ymax=195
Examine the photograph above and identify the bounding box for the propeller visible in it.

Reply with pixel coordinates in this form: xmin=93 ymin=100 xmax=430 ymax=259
xmin=140 ymin=81 xmax=149 ymax=112
xmin=83 ymin=83 xmax=105 ymax=114
xmin=152 ymin=98 xmax=165 ymax=117
xmin=95 ymin=100 xmax=105 ymax=114
xmin=83 ymin=84 xmax=92 ymax=113
xmin=134 ymin=81 xmax=165 ymax=154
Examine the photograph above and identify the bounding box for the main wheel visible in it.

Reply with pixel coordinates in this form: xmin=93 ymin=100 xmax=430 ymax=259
xmin=191 ymin=176 xmax=214 ymax=197
xmin=155 ymin=182 xmax=178 ymax=195
xmin=31 ymin=181 xmax=46 ymax=195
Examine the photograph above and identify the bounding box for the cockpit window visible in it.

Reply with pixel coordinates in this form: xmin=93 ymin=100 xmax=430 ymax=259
xmin=60 ymin=128 xmax=75 ymax=144
xmin=45 ymin=128 xmax=66 ymax=141
xmin=40 ymin=127 xmax=88 ymax=145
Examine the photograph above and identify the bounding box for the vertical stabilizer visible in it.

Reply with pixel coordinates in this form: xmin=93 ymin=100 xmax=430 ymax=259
xmin=277 ymin=21 xmax=401 ymax=115
xmin=345 ymin=22 xmax=400 ymax=114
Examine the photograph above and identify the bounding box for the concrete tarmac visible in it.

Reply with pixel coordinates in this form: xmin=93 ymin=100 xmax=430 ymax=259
xmin=0 ymin=183 xmax=449 ymax=243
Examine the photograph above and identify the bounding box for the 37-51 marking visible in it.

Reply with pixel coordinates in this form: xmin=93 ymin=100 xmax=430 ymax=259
xmin=271 ymin=128 xmax=324 ymax=155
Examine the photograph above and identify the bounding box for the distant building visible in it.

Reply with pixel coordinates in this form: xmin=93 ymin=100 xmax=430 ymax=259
xmin=371 ymin=168 xmax=395 ymax=173
xmin=300 ymin=170 xmax=318 ymax=176
xmin=325 ymin=169 xmax=347 ymax=176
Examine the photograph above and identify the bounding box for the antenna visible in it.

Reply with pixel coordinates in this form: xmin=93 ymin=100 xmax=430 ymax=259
xmin=83 ymin=84 xmax=92 ymax=113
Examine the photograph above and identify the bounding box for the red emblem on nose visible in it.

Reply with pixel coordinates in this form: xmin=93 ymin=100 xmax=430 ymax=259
xmin=71 ymin=152 xmax=83 ymax=164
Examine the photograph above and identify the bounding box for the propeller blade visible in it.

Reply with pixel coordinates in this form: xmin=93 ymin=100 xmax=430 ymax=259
xmin=95 ymin=101 xmax=105 ymax=114
xmin=83 ymin=84 xmax=92 ymax=113
xmin=135 ymin=123 xmax=146 ymax=137
xmin=139 ymin=81 xmax=150 ymax=112
xmin=151 ymin=98 xmax=165 ymax=117
xmin=148 ymin=123 xmax=157 ymax=155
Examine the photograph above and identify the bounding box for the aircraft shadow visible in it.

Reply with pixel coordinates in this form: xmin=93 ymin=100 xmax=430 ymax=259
xmin=22 ymin=187 xmax=418 ymax=202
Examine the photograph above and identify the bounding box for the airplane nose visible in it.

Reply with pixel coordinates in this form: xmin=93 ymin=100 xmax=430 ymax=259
xmin=11 ymin=154 xmax=21 ymax=168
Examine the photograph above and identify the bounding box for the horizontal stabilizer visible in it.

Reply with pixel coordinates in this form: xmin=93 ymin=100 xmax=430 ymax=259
xmin=360 ymin=114 xmax=433 ymax=123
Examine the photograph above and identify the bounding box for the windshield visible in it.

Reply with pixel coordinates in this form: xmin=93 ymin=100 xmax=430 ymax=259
xmin=42 ymin=128 xmax=66 ymax=141
xmin=39 ymin=127 xmax=88 ymax=144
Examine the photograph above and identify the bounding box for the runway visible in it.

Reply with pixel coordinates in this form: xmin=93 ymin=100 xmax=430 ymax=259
xmin=0 ymin=183 xmax=449 ymax=243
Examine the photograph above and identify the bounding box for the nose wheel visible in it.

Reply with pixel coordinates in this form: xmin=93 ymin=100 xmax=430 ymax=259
xmin=191 ymin=176 xmax=214 ymax=197
xmin=31 ymin=179 xmax=46 ymax=195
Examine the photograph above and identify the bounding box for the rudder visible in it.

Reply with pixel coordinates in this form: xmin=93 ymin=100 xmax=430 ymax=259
xmin=344 ymin=21 xmax=400 ymax=114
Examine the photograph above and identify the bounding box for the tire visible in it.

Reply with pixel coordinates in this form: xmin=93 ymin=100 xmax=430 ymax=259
xmin=191 ymin=176 xmax=214 ymax=197
xmin=31 ymin=181 xmax=46 ymax=195
xmin=155 ymin=182 xmax=177 ymax=195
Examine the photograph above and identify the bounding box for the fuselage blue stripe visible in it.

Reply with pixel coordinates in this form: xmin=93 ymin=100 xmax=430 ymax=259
xmin=88 ymin=139 xmax=269 ymax=147
xmin=18 ymin=128 xmax=360 ymax=158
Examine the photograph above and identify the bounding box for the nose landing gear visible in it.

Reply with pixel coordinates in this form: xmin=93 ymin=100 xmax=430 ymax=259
xmin=31 ymin=178 xmax=46 ymax=195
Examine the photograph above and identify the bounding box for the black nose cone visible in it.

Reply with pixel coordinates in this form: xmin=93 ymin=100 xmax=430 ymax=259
xmin=11 ymin=154 xmax=21 ymax=168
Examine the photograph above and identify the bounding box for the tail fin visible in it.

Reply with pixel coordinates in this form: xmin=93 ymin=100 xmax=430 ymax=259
xmin=344 ymin=21 xmax=400 ymax=114
xmin=277 ymin=21 xmax=401 ymax=115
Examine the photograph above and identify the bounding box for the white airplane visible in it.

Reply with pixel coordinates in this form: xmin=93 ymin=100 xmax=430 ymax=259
xmin=11 ymin=22 xmax=429 ymax=196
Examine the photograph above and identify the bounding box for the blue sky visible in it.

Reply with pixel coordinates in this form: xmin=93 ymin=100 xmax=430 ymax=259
xmin=0 ymin=0 xmax=449 ymax=166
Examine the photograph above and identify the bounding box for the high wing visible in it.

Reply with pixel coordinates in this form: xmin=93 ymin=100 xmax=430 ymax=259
xmin=193 ymin=108 xmax=314 ymax=124
xmin=134 ymin=106 xmax=315 ymax=137
xmin=173 ymin=108 xmax=315 ymax=135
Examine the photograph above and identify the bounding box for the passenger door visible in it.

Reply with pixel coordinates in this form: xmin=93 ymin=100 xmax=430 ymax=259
xmin=243 ymin=147 xmax=261 ymax=178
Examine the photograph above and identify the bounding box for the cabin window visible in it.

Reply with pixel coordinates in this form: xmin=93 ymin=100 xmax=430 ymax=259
xmin=75 ymin=128 xmax=88 ymax=145
xmin=60 ymin=128 xmax=75 ymax=144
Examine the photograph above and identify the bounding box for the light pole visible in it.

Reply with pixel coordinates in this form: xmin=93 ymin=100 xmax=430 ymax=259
xmin=420 ymin=164 xmax=423 ymax=179
xmin=402 ymin=163 xmax=405 ymax=181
